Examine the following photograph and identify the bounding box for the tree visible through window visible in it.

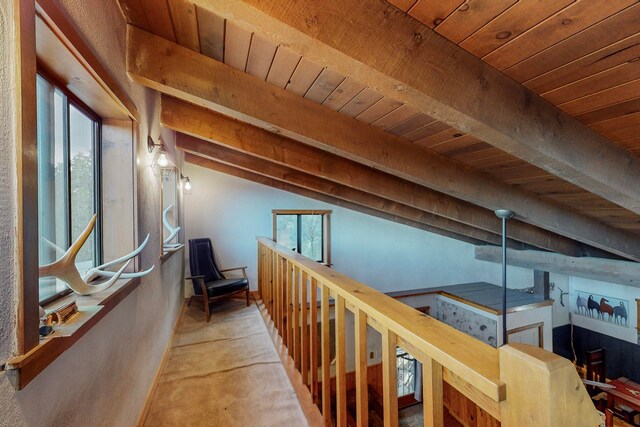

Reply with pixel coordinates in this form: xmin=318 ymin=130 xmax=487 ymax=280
xmin=273 ymin=210 xmax=331 ymax=264
xmin=36 ymin=73 xmax=101 ymax=303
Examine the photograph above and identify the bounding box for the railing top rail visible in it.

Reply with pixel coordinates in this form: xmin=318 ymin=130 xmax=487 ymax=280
xmin=258 ymin=237 xmax=506 ymax=402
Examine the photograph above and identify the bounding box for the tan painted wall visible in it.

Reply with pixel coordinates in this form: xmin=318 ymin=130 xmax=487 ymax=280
xmin=0 ymin=0 xmax=184 ymax=425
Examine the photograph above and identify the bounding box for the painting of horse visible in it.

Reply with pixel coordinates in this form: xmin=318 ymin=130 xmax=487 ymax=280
xmin=571 ymin=290 xmax=629 ymax=328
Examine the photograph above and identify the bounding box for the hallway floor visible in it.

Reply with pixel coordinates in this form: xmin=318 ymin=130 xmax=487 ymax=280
xmin=143 ymin=298 xmax=308 ymax=427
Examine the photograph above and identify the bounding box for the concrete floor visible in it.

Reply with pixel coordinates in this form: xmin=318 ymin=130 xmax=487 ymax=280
xmin=143 ymin=298 xmax=308 ymax=427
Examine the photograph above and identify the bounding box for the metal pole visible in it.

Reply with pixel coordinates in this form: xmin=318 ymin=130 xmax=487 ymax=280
xmin=495 ymin=209 xmax=514 ymax=347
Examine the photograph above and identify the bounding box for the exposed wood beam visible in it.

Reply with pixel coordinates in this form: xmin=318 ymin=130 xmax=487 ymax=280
xmin=193 ymin=0 xmax=640 ymax=217
xmin=166 ymin=98 xmax=581 ymax=255
xmin=127 ymin=26 xmax=640 ymax=261
xmin=185 ymin=153 xmax=488 ymax=246
xmin=475 ymin=246 xmax=640 ymax=289
xmin=181 ymin=145 xmax=507 ymax=246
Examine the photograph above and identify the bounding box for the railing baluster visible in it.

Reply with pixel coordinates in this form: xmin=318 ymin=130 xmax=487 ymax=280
xmin=355 ymin=309 xmax=368 ymax=427
xmin=285 ymin=260 xmax=292 ymax=351
xmin=382 ymin=328 xmax=398 ymax=427
xmin=336 ymin=295 xmax=347 ymax=427
xmin=310 ymin=277 xmax=319 ymax=403
xmin=293 ymin=265 xmax=300 ymax=369
xmin=423 ymin=357 xmax=444 ymax=427
xmin=275 ymin=254 xmax=280 ymax=333
xmin=321 ymin=284 xmax=332 ymax=426
xmin=301 ymin=270 xmax=309 ymax=386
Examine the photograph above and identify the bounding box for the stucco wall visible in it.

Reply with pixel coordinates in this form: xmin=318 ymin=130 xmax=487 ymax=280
xmin=0 ymin=0 xmax=184 ymax=425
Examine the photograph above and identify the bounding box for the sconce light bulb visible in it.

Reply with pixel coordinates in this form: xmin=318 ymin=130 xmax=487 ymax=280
xmin=158 ymin=152 xmax=169 ymax=168
xmin=184 ymin=179 xmax=192 ymax=191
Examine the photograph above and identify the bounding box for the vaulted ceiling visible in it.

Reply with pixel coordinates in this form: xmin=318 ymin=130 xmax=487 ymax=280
xmin=118 ymin=0 xmax=640 ymax=261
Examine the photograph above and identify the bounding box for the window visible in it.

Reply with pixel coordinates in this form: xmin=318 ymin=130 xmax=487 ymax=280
xmin=36 ymin=73 xmax=101 ymax=304
xmin=272 ymin=210 xmax=331 ymax=264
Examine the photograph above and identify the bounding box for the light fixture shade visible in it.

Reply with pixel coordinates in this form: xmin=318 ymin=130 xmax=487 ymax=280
xmin=151 ymin=145 xmax=174 ymax=177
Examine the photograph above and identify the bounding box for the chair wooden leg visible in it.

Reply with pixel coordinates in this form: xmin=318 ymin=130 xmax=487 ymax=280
xmin=246 ymin=288 xmax=250 ymax=306
xmin=204 ymin=298 xmax=211 ymax=322
xmin=187 ymin=296 xmax=193 ymax=307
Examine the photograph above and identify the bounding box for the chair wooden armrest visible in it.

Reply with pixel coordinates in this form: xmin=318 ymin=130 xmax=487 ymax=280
xmin=186 ymin=275 xmax=205 ymax=281
xmin=219 ymin=266 xmax=248 ymax=278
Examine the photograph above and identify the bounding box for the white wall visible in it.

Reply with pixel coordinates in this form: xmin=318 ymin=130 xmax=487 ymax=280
xmin=0 ymin=1 xmax=184 ymax=425
xmin=183 ymin=163 xmax=533 ymax=294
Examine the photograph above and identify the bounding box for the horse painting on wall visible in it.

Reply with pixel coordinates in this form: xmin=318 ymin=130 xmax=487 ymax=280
xmin=572 ymin=291 xmax=629 ymax=327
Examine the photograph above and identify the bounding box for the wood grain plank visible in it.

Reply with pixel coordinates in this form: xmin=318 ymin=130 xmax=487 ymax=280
xmin=305 ymin=68 xmax=345 ymax=103
xmin=440 ymin=140 xmax=492 ymax=158
xmin=484 ymin=0 xmax=634 ymax=71
xmin=436 ymin=0 xmax=517 ymax=44
xmin=382 ymin=328 xmax=399 ymax=427
xmin=293 ymin=265 xmax=300 ymax=369
xmin=196 ymin=6 xmax=224 ymax=61
xmin=335 ymin=295 xmax=347 ymax=427
xmin=590 ymin=111 xmax=640 ymax=132
xmin=224 ymin=20 xmax=252 ymax=71
xmin=459 ymin=0 xmax=572 ymax=58
xmin=415 ymin=128 xmax=465 ymax=148
xmin=403 ymin=120 xmax=450 ymax=142
xmin=355 ymin=309 xmax=368 ymax=427
xmin=168 ymin=0 xmax=199 ymax=51
xmin=541 ymin=59 xmax=640 ymax=105
xmin=525 ymin=32 xmax=640 ymax=94
xmin=301 ymin=271 xmax=309 ymax=386
xmin=286 ymin=57 xmax=324 ymax=96
xmin=558 ymin=79 xmax=640 ymax=115
xmin=506 ymin=3 xmax=640 ymax=83
xmin=371 ymin=104 xmax=419 ymax=130
xmin=575 ymin=97 xmax=640 ymax=125
xmin=388 ymin=0 xmax=418 ymax=12
xmin=246 ymin=33 xmax=278 ymax=80
xmin=118 ymin=0 xmax=151 ymax=30
xmin=339 ymin=88 xmax=384 ymax=118
xmin=355 ymin=97 xmax=403 ymax=124
xmin=408 ymin=0 xmax=465 ymax=28
xmin=310 ymin=277 xmax=319 ymax=403
xmin=321 ymin=285 xmax=332 ymax=426
xmin=604 ymin=124 xmax=640 ymax=141
xmin=424 ymin=358 xmax=444 ymax=427
xmin=431 ymin=135 xmax=483 ymax=154
xmin=140 ymin=0 xmax=176 ymax=42
xmin=266 ymin=46 xmax=301 ymax=88
xmin=322 ymin=78 xmax=366 ymax=111
xmin=387 ymin=113 xmax=435 ymax=136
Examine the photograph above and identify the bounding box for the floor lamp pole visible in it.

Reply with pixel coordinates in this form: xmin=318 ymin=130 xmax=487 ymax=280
xmin=495 ymin=209 xmax=514 ymax=347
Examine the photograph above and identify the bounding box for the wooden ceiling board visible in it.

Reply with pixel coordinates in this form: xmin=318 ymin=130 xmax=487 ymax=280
xmin=388 ymin=0 xmax=418 ymax=12
xmin=458 ymin=0 xmax=573 ymax=58
xmin=438 ymin=141 xmax=492 ymax=158
xmin=603 ymin=124 xmax=640 ymax=141
xmin=168 ymin=0 xmax=200 ymax=51
xmin=483 ymin=0 xmax=635 ymax=71
xmin=430 ymin=135 xmax=483 ymax=154
xmin=286 ymin=57 xmax=324 ymax=96
xmin=403 ymin=120 xmax=450 ymax=142
xmin=245 ymin=33 xmax=278 ymax=80
xmin=387 ymin=113 xmax=435 ymax=136
xmin=322 ymin=78 xmax=366 ymax=111
xmin=304 ymin=68 xmax=346 ymax=103
xmin=370 ymin=104 xmax=419 ymax=130
xmin=435 ymin=0 xmax=517 ymax=44
xmin=355 ymin=97 xmax=404 ymax=124
xmin=408 ymin=0 xmax=465 ymax=29
xmin=540 ymin=59 xmax=640 ymax=105
xmin=196 ymin=6 xmax=224 ymax=61
xmin=524 ymin=33 xmax=640 ymax=94
xmin=504 ymin=4 xmax=640 ymax=83
xmin=558 ymin=79 xmax=640 ymax=116
xmin=266 ymin=46 xmax=301 ymax=88
xmin=415 ymin=127 xmax=465 ymax=148
xmin=339 ymin=88 xmax=384 ymax=117
xmin=118 ymin=0 xmax=151 ymax=31
xmin=590 ymin=111 xmax=640 ymax=132
xmin=575 ymin=97 xmax=640 ymax=126
xmin=140 ymin=0 xmax=176 ymax=42
xmin=224 ymin=20 xmax=252 ymax=71
xmin=459 ymin=151 xmax=518 ymax=167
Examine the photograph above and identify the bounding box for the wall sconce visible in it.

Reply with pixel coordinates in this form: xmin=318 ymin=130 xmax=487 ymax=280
xmin=148 ymin=136 xmax=173 ymax=177
xmin=180 ymin=173 xmax=192 ymax=194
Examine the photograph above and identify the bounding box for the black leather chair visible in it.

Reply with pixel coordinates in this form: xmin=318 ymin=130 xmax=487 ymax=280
xmin=187 ymin=238 xmax=250 ymax=322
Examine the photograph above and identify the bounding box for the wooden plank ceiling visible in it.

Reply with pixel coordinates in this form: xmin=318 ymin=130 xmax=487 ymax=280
xmin=119 ymin=0 xmax=640 ymax=254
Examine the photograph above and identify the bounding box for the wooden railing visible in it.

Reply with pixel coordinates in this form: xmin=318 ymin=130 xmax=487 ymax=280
xmin=257 ymin=238 xmax=601 ymax=427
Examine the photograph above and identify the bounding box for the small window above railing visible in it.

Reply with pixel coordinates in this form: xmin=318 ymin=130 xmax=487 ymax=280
xmin=272 ymin=209 xmax=332 ymax=265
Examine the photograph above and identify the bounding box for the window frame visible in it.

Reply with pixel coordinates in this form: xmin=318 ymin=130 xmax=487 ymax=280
xmin=272 ymin=209 xmax=332 ymax=266
xmin=36 ymin=68 xmax=103 ymax=306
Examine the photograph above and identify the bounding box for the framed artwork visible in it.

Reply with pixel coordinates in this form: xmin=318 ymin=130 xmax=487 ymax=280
xmin=571 ymin=290 xmax=629 ymax=327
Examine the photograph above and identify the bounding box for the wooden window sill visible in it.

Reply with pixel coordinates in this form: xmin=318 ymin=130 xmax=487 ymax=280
xmin=4 ymin=276 xmax=142 ymax=390
xmin=161 ymin=244 xmax=184 ymax=264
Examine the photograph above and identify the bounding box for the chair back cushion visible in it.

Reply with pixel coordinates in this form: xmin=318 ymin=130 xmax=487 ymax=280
xmin=189 ymin=238 xmax=225 ymax=294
